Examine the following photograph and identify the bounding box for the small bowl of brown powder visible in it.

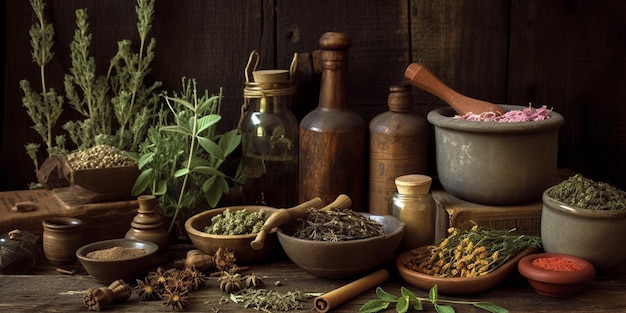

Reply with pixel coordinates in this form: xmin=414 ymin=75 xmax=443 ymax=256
xmin=76 ymin=238 xmax=158 ymax=284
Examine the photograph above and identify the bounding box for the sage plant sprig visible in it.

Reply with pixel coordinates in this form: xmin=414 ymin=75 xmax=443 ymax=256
xmin=359 ymin=286 xmax=508 ymax=313
xmin=133 ymin=78 xmax=241 ymax=235
xmin=20 ymin=0 xmax=66 ymax=172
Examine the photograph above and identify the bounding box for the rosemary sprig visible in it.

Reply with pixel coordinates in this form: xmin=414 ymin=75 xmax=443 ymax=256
xmin=360 ymin=286 xmax=508 ymax=313
xmin=20 ymin=0 xmax=66 ymax=173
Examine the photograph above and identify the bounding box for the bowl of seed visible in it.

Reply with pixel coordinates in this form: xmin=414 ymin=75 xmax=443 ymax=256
xmin=63 ymin=144 xmax=139 ymax=203
xmin=185 ymin=206 xmax=280 ymax=264
xmin=76 ymin=238 xmax=159 ymax=284
xmin=277 ymin=208 xmax=405 ymax=279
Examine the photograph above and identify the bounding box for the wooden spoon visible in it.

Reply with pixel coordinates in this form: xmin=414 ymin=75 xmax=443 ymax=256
xmin=250 ymin=194 xmax=353 ymax=250
xmin=250 ymin=197 xmax=323 ymax=250
xmin=404 ymin=63 xmax=506 ymax=116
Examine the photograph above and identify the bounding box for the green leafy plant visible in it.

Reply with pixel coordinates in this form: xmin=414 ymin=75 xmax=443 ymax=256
xmin=359 ymin=286 xmax=508 ymax=313
xmin=132 ymin=78 xmax=241 ymax=236
xmin=20 ymin=0 xmax=67 ymax=177
xmin=63 ymin=0 xmax=161 ymax=152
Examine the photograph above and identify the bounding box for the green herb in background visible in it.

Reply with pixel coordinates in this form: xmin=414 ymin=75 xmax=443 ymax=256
xmin=359 ymin=286 xmax=508 ymax=313
xmin=132 ymin=78 xmax=241 ymax=236
xmin=63 ymin=0 xmax=161 ymax=152
xmin=20 ymin=0 xmax=67 ymax=178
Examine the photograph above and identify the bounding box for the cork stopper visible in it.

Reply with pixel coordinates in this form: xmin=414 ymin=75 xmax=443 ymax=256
xmin=252 ymin=69 xmax=290 ymax=83
xmin=388 ymin=83 xmax=413 ymax=113
xmin=395 ymin=174 xmax=432 ymax=195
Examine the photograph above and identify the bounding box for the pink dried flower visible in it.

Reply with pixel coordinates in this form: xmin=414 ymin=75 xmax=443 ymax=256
xmin=454 ymin=105 xmax=552 ymax=122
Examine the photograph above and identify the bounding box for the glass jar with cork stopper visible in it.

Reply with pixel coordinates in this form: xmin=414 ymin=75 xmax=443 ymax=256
xmin=390 ymin=174 xmax=436 ymax=252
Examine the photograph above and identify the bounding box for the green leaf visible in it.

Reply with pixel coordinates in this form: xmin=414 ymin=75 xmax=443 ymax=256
xmin=137 ymin=151 xmax=155 ymax=169
xmin=132 ymin=168 xmax=154 ymax=196
xmin=434 ymin=304 xmax=455 ymax=313
xmin=197 ymin=136 xmax=225 ymax=160
xmin=358 ymin=299 xmax=390 ymax=313
xmin=429 ymin=285 xmax=438 ymax=303
xmin=196 ymin=114 xmax=221 ymax=133
xmin=174 ymin=168 xmax=190 ymax=177
xmin=396 ymin=296 xmax=409 ymax=313
xmin=191 ymin=165 xmax=225 ymax=177
xmin=153 ymin=179 xmax=167 ymax=195
xmin=160 ymin=125 xmax=192 ymax=136
xmin=400 ymin=287 xmax=416 ymax=299
xmin=473 ymin=302 xmax=509 ymax=313
xmin=375 ymin=287 xmax=398 ymax=302
xmin=165 ymin=96 xmax=195 ymax=111
xmin=218 ymin=128 xmax=242 ymax=156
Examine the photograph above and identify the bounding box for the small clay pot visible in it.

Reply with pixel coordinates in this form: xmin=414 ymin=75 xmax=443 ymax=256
xmin=518 ymin=253 xmax=595 ymax=298
xmin=42 ymin=217 xmax=83 ymax=265
xmin=541 ymin=188 xmax=626 ymax=271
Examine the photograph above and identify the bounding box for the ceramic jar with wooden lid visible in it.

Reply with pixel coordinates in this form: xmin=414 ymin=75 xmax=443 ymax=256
xmin=125 ymin=195 xmax=169 ymax=252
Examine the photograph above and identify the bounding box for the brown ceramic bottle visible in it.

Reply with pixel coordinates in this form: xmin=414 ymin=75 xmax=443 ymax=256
xmin=368 ymin=84 xmax=430 ymax=214
xmin=125 ymin=195 xmax=169 ymax=252
xmin=299 ymin=32 xmax=366 ymax=211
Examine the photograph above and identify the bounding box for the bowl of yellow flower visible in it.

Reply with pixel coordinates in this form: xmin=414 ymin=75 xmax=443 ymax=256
xmin=396 ymin=225 xmax=541 ymax=295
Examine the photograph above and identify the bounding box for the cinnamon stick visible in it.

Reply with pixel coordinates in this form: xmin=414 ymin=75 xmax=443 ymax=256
xmin=313 ymin=268 xmax=390 ymax=313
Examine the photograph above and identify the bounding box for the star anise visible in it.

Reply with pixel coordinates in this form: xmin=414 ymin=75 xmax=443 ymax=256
xmin=244 ymin=273 xmax=264 ymax=288
xmin=135 ymin=278 xmax=162 ymax=301
xmin=180 ymin=267 xmax=208 ymax=291
xmin=217 ymin=271 xmax=244 ymax=293
xmin=161 ymin=284 xmax=192 ymax=311
xmin=214 ymin=247 xmax=237 ymax=272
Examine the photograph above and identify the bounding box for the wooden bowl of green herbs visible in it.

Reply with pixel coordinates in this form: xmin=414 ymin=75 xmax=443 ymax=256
xmin=185 ymin=206 xmax=278 ymax=264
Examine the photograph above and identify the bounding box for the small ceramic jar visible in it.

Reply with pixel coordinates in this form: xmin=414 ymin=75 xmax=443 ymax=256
xmin=42 ymin=217 xmax=83 ymax=265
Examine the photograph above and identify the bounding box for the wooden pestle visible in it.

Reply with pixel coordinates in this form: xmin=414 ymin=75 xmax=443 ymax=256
xmin=404 ymin=63 xmax=506 ymax=116
xmin=250 ymin=194 xmax=353 ymax=250
xmin=250 ymin=197 xmax=323 ymax=250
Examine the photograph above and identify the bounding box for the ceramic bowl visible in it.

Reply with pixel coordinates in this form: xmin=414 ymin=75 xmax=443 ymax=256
xmin=76 ymin=238 xmax=158 ymax=284
xmin=277 ymin=213 xmax=405 ymax=279
xmin=427 ymin=105 xmax=564 ymax=205
xmin=541 ymin=187 xmax=626 ymax=271
xmin=185 ymin=206 xmax=278 ymax=264
xmin=518 ymin=253 xmax=595 ymax=298
xmin=396 ymin=246 xmax=535 ymax=295
xmin=62 ymin=158 xmax=139 ymax=203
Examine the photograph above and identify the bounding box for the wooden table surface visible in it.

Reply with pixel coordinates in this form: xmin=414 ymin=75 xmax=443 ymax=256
xmin=1 ymin=244 xmax=625 ymax=313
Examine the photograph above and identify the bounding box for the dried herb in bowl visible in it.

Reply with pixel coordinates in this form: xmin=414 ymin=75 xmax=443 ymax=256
xmin=404 ymin=225 xmax=541 ymax=278
xmin=288 ymin=208 xmax=385 ymax=241
xmin=546 ymin=173 xmax=626 ymax=210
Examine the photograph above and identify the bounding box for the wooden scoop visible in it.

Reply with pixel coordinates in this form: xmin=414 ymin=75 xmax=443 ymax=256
xmin=250 ymin=197 xmax=323 ymax=250
xmin=404 ymin=63 xmax=505 ymax=116
xmin=250 ymin=194 xmax=353 ymax=250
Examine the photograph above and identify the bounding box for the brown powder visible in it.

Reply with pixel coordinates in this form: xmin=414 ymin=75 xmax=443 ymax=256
xmin=86 ymin=246 xmax=147 ymax=260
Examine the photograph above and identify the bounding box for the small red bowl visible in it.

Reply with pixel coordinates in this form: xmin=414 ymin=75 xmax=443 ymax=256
xmin=518 ymin=253 xmax=595 ymax=298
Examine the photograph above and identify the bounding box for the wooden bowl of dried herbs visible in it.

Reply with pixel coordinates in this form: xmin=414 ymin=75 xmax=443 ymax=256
xmin=185 ymin=206 xmax=279 ymax=264
xmin=277 ymin=209 xmax=405 ymax=279
xmin=396 ymin=225 xmax=541 ymax=295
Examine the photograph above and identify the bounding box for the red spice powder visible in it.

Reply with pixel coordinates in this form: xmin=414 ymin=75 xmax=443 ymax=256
xmin=531 ymin=257 xmax=582 ymax=271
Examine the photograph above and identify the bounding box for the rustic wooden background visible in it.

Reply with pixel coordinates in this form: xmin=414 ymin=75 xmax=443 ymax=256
xmin=2 ymin=0 xmax=625 ymax=194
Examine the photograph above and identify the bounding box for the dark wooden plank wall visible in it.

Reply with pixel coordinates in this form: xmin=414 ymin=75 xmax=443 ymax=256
xmin=2 ymin=0 xmax=625 ymax=194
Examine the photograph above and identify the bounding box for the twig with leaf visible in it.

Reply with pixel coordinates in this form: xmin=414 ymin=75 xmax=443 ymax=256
xmin=359 ymin=286 xmax=508 ymax=313
xmin=133 ymin=78 xmax=241 ymax=236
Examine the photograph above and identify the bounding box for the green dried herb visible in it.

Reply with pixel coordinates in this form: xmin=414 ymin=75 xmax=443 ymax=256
xmin=288 ymin=208 xmax=384 ymax=241
xmin=230 ymin=289 xmax=313 ymax=312
xmin=547 ymin=174 xmax=626 ymax=210
xmin=204 ymin=209 xmax=266 ymax=235
xmin=359 ymin=286 xmax=508 ymax=313
xmin=20 ymin=0 xmax=66 ymax=174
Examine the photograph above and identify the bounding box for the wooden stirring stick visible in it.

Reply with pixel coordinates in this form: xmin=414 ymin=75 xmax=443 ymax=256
xmin=250 ymin=194 xmax=353 ymax=250
xmin=404 ymin=63 xmax=506 ymax=116
xmin=250 ymin=197 xmax=323 ymax=250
